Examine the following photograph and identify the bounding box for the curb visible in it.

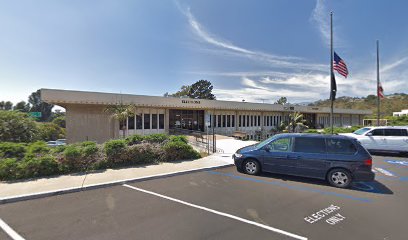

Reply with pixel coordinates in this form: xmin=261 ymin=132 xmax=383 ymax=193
xmin=0 ymin=163 xmax=234 ymax=205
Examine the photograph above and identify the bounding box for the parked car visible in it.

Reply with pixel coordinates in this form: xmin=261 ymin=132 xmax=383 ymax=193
xmin=56 ymin=139 xmax=66 ymax=145
xmin=233 ymin=133 xmax=375 ymax=188
xmin=47 ymin=139 xmax=66 ymax=147
xmin=340 ymin=126 xmax=408 ymax=155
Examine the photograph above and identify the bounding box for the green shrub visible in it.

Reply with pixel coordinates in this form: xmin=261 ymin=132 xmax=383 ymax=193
xmin=18 ymin=156 xmax=59 ymax=179
xmin=169 ymin=135 xmax=188 ymax=144
xmin=0 ymin=158 xmax=19 ymax=180
xmin=162 ymin=141 xmax=200 ymax=161
xmin=80 ymin=141 xmax=97 ymax=147
xmin=27 ymin=141 xmax=50 ymax=155
xmin=303 ymin=129 xmax=320 ymax=134
xmin=0 ymin=142 xmax=27 ymax=159
xmin=51 ymin=145 xmax=66 ymax=154
xmin=104 ymin=139 xmax=127 ymax=161
xmin=143 ymin=134 xmax=169 ymax=143
xmin=125 ymin=134 xmax=144 ymax=145
xmin=82 ymin=144 xmax=99 ymax=157
xmin=0 ymin=110 xmax=39 ymax=142
xmin=36 ymin=122 xmax=66 ymax=141
xmin=122 ymin=143 xmax=163 ymax=165
xmin=63 ymin=145 xmax=81 ymax=160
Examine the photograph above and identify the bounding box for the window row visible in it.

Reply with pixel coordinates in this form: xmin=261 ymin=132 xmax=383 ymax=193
xmin=238 ymin=115 xmax=261 ymax=127
xmin=120 ymin=114 xmax=165 ymax=130
xmin=209 ymin=115 xmax=236 ymax=128
xmin=263 ymin=115 xmax=282 ymax=127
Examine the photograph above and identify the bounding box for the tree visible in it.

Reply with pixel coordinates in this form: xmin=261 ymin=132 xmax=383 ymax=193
xmin=104 ymin=103 xmax=135 ymax=138
xmin=37 ymin=122 xmax=66 ymax=141
xmin=188 ymin=80 xmax=216 ymax=100
xmin=0 ymin=101 xmax=13 ymax=110
xmin=28 ymin=90 xmax=54 ymax=122
xmin=171 ymin=85 xmax=191 ymax=98
xmin=0 ymin=110 xmax=39 ymax=142
xmin=52 ymin=116 xmax=66 ymax=128
xmin=167 ymin=80 xmax=216 ymax=100
xmin=274 ymin=97 xmax=287 ymax=105
xmin=13 ymin=101 xmax=30 ymax=112
xmin=280 ymin=112 xmax=308 ymax=133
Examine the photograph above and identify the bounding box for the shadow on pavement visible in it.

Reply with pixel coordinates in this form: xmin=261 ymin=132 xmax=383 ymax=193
xmin=258 ymin=171 xmax=394 ymax=195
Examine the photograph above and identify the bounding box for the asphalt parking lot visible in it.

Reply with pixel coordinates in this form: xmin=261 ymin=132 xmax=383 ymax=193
xmin=1 ymin=155 xmax=408 ymax=240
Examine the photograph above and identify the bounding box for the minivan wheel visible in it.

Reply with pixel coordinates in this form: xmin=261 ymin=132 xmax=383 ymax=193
xmin=327 ymin=169 xmax=352 ymax=188
xmin=243 ymin=159 xmax=260 ymax=175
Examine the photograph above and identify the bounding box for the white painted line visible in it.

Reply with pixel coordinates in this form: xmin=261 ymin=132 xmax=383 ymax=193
xmin=0 ymin=218 xmax=25 ymax=240
xmin=374 ymin=167 xmax=395 ymax=177
xmin=122 ymin=184 xmax=307 ymax=240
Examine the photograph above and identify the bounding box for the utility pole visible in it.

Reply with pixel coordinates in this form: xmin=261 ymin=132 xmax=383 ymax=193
xmin=376 ymin=40 xmax=380 ymax=126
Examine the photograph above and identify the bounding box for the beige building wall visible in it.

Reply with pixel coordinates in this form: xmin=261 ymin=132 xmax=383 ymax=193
xmin=66 ymin=104 xmax=117 ymax=143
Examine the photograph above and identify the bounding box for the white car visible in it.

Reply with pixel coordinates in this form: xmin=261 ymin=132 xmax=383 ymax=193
xmin=341 ymin=126 xmax=408 ymax=155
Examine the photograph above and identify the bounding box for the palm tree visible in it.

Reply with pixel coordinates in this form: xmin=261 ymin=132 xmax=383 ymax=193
xmin=285 ymin=112 xmax=308 ymax=133
xmin=104 ymin=103 xmax=135 ymax=138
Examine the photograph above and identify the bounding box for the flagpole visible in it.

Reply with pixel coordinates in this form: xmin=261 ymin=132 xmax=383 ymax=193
xmin=330 ymin=12 xmax=334 ymax=134
xmin=376 ymin=40 xmax=380 ymax=126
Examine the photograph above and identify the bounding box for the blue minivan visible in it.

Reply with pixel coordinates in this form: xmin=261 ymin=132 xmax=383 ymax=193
xmin=233 ymin=133 xmax=375 ymax=188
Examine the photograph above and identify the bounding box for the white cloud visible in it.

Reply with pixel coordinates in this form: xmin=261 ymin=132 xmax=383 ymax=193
xmin=182 ymin=7 xmax=326 ymax=71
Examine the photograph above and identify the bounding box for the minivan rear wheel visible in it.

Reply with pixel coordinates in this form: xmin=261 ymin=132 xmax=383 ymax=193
xmin=243 ymin=159 xmax=260 ymax=175
xmin=327 ymin=169 xmax=352 ymax=188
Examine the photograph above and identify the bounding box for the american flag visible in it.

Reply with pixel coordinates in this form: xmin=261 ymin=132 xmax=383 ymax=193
xmin=378 ymin=82 xmax=384 ymax=99
xmin=333 ymin=52 xmax=348 ymax=78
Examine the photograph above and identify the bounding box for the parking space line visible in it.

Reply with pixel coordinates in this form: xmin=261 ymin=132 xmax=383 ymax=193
xmin=0 ymin=218 xmax=25 ymax=240
xmin=207 ymin=171 xmax=372 ymax=203
xmin=122 ymin=184 xmax=308 ymax=240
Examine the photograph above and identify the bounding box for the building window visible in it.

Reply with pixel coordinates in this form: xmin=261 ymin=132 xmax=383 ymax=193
xmin=251 ymin=116 xmax=254 ymax=127
xmin=128 ymin=116 xmax=135 ymax=130
xmin=144 ymin=114 xmax=150 ymax=129
xmin=242 ymin=115 xmax=246 ymax=127
xmin=159 ymin=114 xmax=164 ymax=129
xmin=257 ymin=116 xmax=260 ymax=127
xmin=136 ymin=114 xmax=142 ymax=129
xmin=227 ymin=115 xmax=231 ymax=127
xmin=152 ymin=114 xmax=158 ymax=129
xmin=212 ymin=115 xmax=216 ymax=128
xmin=247 ymin=115 xmax=250 ymax=127
xmin=222 ymin=115 xmax=226 ymax=127
xmin=217 ymin=115 xmax=221 ymax=127
xmin=232 ymin=115 xmax=235 ymax=128
xmin=239 ymin=115 xmax=242 ymax=127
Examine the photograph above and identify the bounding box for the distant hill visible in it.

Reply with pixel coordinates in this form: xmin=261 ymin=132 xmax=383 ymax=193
xmin=307 ymin=93 xmax=408 ymax=117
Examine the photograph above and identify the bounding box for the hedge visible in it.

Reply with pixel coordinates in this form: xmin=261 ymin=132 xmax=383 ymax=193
xmin=0 ymin=134 xmax=200 ymax=181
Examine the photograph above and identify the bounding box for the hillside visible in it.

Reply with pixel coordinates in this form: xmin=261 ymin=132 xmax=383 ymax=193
xmin=307 ymin=93 xmax=408 ymax=117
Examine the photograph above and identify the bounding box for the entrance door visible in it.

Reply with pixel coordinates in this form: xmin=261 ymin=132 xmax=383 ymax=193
xmin=169 ymin=109 xmax=205 ymax=132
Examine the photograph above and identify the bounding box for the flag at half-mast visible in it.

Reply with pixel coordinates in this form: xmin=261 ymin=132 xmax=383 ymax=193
xmin=333 ymin=52 xmax=349 ymax=78
xmin=378 ymin=81 xmax=384 ymax=99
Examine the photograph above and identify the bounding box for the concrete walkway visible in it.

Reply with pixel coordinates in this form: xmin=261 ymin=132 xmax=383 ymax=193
xmin=0 ymin=139 xmax=257 ymax=201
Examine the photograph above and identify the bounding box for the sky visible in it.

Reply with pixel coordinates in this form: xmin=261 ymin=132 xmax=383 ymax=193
xmin=1 ymin=0 xmax=408 ymax=107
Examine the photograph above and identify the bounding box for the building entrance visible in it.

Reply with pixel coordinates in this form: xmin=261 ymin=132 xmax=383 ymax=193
xmin=169 ymin=110 xmax=205 ymax=132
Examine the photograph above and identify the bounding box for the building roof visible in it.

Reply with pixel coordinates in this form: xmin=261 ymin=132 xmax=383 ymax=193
xmin=41 ymin=88 xmax=372 ymax=115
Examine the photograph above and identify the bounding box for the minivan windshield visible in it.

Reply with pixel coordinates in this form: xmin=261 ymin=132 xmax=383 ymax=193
xmin=353 ymin=127 xmax=371 ymax=135
xmin=255 ymin=135 xmax=280 ymax=149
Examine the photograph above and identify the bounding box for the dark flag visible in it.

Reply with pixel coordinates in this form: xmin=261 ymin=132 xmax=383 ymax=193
xmin=333 ymin=52 xmax=349 ymax=78
xmin=330 ymin=72 xmax=337 ymax=100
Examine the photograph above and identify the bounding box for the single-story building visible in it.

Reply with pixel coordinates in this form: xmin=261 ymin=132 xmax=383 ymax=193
xmin=41 ymin=89 xmax=372 ymax=143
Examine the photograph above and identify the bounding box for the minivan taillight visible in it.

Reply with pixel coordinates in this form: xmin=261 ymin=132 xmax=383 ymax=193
xmin=364 ymin=159 xmax=372 ymax=166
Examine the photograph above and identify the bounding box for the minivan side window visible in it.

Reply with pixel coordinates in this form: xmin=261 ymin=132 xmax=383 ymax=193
xmin=266 ymin=138 xmax=293 ymax=152
xmin=384 ymin=129 xmax=405 ymax=136
xmin=369 ymin=129 xmax=384 ymax=136
xmin=326 ymin=139 xmax=357 ymax=155
xmin=294 ymin=137 xmax=326 ymax=153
